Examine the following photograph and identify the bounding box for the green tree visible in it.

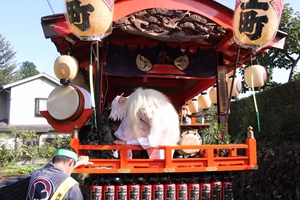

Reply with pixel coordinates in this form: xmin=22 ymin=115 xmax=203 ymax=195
xmin=257 ymin=4 xmax=300 ymax=84
xmin=16 ymin=61 xmax=39 ymax=80
xmin=0 ymin=34 xmax=17 ymax=86
xmin=294 ymin=71 xmax=300 ymax=80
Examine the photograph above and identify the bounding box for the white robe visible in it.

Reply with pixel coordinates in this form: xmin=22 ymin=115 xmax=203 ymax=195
xmin=114 ymin=117 xmax=172 ymax=159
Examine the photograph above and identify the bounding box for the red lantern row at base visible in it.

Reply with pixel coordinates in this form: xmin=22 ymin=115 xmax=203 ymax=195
xmin=85 ymin=179 xmax=233 ymax=200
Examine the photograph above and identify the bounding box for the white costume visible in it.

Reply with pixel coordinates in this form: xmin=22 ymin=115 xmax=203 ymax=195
xmin=110 ymin=87 xmax=180 ymax=159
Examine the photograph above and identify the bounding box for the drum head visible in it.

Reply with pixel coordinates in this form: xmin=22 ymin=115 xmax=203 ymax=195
xmin=47 ymin=85 xmax=82 ymax=121
xmin=178 ymin=130 xmax=201 ymax=155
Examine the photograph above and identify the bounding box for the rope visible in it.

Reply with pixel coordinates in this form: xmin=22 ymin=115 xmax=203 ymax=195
xmin=89 ymin=42 xmax=98 ymax=130
xmin=250 ymin=54 xmax=261 ymax=133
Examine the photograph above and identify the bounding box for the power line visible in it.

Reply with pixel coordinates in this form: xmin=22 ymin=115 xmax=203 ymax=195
xmin=46 ymin=0 xmax=55 ymax=14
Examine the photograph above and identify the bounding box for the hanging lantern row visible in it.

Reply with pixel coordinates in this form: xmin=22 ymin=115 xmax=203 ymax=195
xmin=185 ymin=64 xmax=266 ymax=114
xmin=207 ymin=76 xmax=242 ymax=105
xmin=187 ymin=92 xmax=212 ymax=114
xmin=65 ymin=0 xmax=114 ymax=41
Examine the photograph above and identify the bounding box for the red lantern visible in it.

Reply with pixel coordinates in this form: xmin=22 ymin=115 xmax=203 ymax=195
xmin=90 ymin=185 xmax=102 ymax=200
xmin=65 ymin=0 xmax=114 ymax=41
xmin=233 ymin=0 xmax=284 ymax=49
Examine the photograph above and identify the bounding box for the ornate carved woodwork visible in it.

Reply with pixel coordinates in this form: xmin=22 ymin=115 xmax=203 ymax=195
xmin=115 ymin=9 xmax=226 ymax=43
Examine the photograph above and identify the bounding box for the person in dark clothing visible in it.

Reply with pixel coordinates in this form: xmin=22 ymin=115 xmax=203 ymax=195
xmin=26 ymin=146 xmax=93 ymax=200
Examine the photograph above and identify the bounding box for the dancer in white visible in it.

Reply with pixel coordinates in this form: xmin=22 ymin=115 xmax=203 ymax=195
xmin=110 ymin=87 xmax=180 ymax=159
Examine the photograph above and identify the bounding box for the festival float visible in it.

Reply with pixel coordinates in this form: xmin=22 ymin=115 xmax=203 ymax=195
xmin=40 ymin=0 xmax=286 ymax=199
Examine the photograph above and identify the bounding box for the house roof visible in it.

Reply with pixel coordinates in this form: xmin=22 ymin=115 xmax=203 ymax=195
xmin=0 ymin=73 xmax=60 ymax=90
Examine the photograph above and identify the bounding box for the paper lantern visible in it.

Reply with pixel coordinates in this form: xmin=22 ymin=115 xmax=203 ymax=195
xmin=228 ymin=77 xmax=242 ymax=97
xmin=188 ymin=99 xmax=198 ymax=114
xmin=209 ymin=85 xmax=217 ymax=105
xmin=198 ymin=92 xmax=212 ymax=110
xmin=54 ymin=55 xmax=78 ymax=81
xmin=244 ymin=65 xmax=267 ymax=88
xmin=65 ymin=0 xmax=114 ymax=41
xmin=233 ymin=0 xmax=284 ymax=49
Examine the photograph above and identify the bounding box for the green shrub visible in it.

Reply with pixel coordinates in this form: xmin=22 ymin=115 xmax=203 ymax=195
xmin=0 ymin=144 xmax=19 ymax=166
xmin=0 ymin=128 xmax=71 ymax=167
xmin=229 ymin=79 xmax=300 ymax=147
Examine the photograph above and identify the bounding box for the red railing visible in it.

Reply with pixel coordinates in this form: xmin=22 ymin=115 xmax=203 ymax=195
xmin=70 ymin=136 xmax=257 ymax=174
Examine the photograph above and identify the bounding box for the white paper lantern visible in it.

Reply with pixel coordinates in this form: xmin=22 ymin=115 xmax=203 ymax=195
xmin=65 ymin=0 xmax=114 ymax=41
xmin=233 ymin=0 xmax=284 ymax=49
xmin=198 ymin=92 xmax=212 ymax=110
xmin=209 ymin=85 xmax=217 ymax=105
xmin=244 ymin=65 xmax=267 ymax=88
xmin=228 ymin=77 xmax=242 ymax=97
xmin=188 ymin=99 xmax=198 ymax=114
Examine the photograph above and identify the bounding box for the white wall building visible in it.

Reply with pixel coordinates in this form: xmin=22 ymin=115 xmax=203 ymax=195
xmin=0 ymin=73 xmax=70 ymax=147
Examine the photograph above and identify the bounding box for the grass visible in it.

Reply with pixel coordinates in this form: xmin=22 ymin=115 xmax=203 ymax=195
xmin=0 ymin=163 xmax=47 ymax=175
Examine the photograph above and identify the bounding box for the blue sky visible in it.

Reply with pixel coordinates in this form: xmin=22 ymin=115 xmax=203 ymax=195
xmin=0 ymin=0 xmax=298 ymax=83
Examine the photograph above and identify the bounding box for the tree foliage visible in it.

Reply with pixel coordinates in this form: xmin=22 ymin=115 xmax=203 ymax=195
xmin=16 ymin=61 xmax=39 ymax=80
xmin=0 ymin=34 xmax=17 ymax=86
xmin=257 ymin=4 xmax=300 ymax=83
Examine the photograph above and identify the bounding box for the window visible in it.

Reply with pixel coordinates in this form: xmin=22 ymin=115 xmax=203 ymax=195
xmin=35 ymin=98 xmax=47 ymax=116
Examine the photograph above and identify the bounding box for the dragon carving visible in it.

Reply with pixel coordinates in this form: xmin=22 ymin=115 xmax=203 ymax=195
xmin=115 ymin=8 xmax=226 ymax=42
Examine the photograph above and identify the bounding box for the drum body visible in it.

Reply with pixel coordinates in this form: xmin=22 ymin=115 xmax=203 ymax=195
xmin=178 ymin=130 xmax=202 ymax=157
xmin=47 ymin=85 xmax=91 ymax=122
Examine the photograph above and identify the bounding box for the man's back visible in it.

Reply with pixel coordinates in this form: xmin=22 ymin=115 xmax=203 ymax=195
xmin=26 ymin=163 xmax=83 ymax=200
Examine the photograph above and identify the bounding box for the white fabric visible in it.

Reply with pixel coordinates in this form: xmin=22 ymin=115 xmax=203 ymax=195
xmin=115 ymin=117 xmax=169 ymax=159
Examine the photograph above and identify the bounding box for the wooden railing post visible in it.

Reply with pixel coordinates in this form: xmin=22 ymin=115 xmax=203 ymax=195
xmin=246 ymin=126 xmax=257 ymax=167
xmin=70 ymin=125 xmax=80 ymax=154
